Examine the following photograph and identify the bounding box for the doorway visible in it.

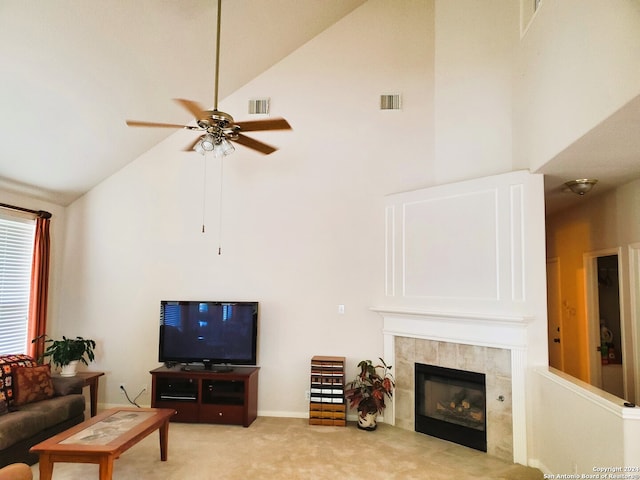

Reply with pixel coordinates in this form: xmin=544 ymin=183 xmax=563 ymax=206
xmin=546 ymin=258 xmax=563 ymax=370
xmin=584 ymin=250 xmax=625 ymax=398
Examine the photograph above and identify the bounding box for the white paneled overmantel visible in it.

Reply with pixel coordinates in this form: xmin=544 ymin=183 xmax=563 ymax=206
xmin=383 ymin=170 xmax=544 ymax=318
xmin=375 ymin=170 xmax=548 ymax=466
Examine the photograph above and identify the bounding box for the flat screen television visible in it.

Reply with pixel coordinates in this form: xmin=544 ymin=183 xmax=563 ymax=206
xmin=159 ymin=301 xmax=258 ymax=372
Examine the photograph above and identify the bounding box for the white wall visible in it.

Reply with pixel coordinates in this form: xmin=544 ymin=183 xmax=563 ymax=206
xmin=521 ymin=1 xmax=640 ymax=471
xmin=531 ymin=367 xmax=640 ymax=472
xmin=57 ymin=0 xmax=428 ymax=414
xmin=55 ymin=0 xmax=519 ymax=416
xmin=434 ymin=0 xmax=519 ymax=183
xmin=514 ymin=0 xmax=640 ymax=172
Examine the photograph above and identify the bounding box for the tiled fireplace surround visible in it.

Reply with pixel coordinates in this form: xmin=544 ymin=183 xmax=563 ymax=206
xmin=394 ymin=337 xmax=513 ymax=460
xmin=376 ymin=309 xmax=529 ymax=464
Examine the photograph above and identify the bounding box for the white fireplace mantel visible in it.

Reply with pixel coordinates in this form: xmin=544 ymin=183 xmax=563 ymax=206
xmin=372 ymin=307 xmax=533 ymax=350
xmin=373 ymin=306 xmax=529 ymax=465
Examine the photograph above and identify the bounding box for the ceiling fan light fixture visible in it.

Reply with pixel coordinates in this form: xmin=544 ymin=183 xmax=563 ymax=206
xmin=194 ymin=134 xmax=217 ymax=154
xmin=214 ymin=137 xmax=235 ymax=158
xmin=564 ymin=178 xmax=598 ymax=195
xmin=201 ymin=134 xmax=216 ymax=151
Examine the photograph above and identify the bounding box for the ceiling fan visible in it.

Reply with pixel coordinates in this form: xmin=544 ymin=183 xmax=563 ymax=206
xmin=126 ymin=0 xmax=291 ymax=156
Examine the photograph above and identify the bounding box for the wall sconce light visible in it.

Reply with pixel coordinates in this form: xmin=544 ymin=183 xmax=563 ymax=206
xmin=564 ymin=179 xmax=598 ymax=195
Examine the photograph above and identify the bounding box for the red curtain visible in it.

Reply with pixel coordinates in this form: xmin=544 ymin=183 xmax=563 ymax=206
xmin=27 ymin=215 xmax=51 ymax=360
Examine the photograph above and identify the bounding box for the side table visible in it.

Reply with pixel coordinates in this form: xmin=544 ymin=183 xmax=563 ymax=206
xmin=54 ymin=371 xmax=104 ymax=417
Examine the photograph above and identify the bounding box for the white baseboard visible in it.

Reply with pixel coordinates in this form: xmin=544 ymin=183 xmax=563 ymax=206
xmin=528 ymin=459 xmax=551 ymax=475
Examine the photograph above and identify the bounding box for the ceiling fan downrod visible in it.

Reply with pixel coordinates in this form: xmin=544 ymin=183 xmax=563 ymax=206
xmin=213 ymin=0 xmax=222 ymax=112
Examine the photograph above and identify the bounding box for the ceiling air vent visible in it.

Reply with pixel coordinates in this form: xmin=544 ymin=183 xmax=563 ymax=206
xmin=380 ymin=94 xmax=401 ymax=110
xmin=248 ymin=98 xmax=270 ymax=115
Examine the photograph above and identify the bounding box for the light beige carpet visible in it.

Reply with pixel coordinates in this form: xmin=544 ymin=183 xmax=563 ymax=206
xmin=30 ymin=417 xmax=543 ymax=479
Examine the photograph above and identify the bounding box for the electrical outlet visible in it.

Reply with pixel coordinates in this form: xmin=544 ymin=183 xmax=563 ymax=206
xmin=119 ymin=383 xmax=126 ymax=394
xmin=138 ymin=384 xmax=148 ymax=396
xmin=305 ymin=390 xmax=310 ymax=401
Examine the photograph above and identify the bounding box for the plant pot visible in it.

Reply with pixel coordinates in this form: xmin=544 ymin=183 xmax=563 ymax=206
xmin=60 ymin=360 xmax=79 ymax=377
xmin=357 ymin=411 xmax=377 ymax=431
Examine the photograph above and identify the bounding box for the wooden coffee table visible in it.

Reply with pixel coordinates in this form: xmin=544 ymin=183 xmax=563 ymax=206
xmin=30 ymin=407 xmax=176 ymax=480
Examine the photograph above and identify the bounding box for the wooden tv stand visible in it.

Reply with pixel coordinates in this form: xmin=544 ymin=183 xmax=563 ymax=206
xmin=150 ymin=366 xmax=259 ymax=427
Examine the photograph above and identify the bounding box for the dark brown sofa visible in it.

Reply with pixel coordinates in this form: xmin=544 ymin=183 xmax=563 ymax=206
xmin=0 ymin=355 xmax=85 ymax=467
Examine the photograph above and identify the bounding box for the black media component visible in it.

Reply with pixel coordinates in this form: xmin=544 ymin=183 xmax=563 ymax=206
xmin=159 ymin=301 xmax=259 ymax=371
xmin=155 ymin=377 xmax=198 ymax=402
xmin=202 ymin=379 xmax=245 ymax=405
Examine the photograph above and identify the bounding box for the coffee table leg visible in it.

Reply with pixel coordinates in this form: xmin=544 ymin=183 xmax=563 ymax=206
xmin=159 ymin=420 xmax=169 ymax=461
xmin=99 ymin=455 xmax=115 ymax=480
xmin=38 ymin=454 xmax=54 ymax=480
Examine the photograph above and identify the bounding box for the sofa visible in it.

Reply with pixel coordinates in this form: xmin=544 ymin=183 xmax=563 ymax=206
xmin=0 ymin=354 xmax=86 ymax=467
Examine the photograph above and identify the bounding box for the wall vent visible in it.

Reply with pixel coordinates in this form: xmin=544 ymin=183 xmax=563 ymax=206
xmin=248 ymin=98 xmax=270 ymax=115
xmin=380 ymin=94 xmax=401 ymax=110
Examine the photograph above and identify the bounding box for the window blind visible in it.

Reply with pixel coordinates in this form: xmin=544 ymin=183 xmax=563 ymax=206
xmin=222 ymin=304 xmax=233 ymax=321
xmin=161 ymin=303 xmax=182 ymax=329
xmin=0 ymin=214 xmax=35 ymax=355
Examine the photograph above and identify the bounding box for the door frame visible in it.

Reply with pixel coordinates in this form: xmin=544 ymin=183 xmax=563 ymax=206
xmin=627 ymin=243 xmax=640 ymax=402
xmin=546 ymin=257 xmax=564 ymax=370
xmin=584 ymin=247 xmax=626 ymax=396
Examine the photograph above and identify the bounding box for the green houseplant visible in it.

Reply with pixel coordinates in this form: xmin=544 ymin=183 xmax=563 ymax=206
xmin=344 ymin=358 xmax=395 ymax=431
xmin=32 ymin=335 xmax=96 ymax=377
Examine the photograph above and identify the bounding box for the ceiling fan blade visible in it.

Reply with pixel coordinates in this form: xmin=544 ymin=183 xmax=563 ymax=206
xmin=235 ymin=118 xmax=292 ymax=132
xmin=126 ymin=120 xmax=197 ymax=129
xmin=183 ymin=136 xmax=202 ymax=152
xmin=174 ymin=98 xmax=208 ymax=120
xmin=233 ymin=133 xmax=277 ymax=155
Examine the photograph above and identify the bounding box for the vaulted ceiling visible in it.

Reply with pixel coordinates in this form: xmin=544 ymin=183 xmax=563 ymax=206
xmin=0 ymin=0 xmax=366 ymax=205
xmin=2 ymin=1 xmax=639 ymax=213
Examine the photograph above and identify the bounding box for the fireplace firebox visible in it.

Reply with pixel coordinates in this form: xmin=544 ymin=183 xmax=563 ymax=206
xmin=415 ymin=363 xmax=487 ymax=452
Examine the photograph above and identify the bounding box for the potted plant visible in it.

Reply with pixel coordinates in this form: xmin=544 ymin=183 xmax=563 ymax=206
xmin=344 ymin=358 xmax=395 ymax=431
xmin=32 ymin=335 xmax=96 ymax=377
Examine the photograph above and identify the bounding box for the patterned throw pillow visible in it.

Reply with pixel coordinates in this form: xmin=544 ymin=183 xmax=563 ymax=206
xmin=0 ymin=354 xmax=37 ymax=405
xmin=11 ymin=364 xmax=55 ymax=406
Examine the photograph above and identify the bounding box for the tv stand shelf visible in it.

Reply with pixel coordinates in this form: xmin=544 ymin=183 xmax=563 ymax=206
xmin=150 ymin=366 xmax=259 ymax=427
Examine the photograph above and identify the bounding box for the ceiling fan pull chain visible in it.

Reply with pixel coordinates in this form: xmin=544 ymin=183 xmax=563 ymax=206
xmin=214 ymin=0 xmax=222 ymax=110
xmin=202 ymin=154 xmax=208 ymax=233
xmin=218 ymin=155 xmax=225 ymax=255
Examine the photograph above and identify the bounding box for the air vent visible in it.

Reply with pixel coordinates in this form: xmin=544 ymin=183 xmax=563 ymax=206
xmin=380 ymin=94 xmax=401 ymax=110
xmin=248 ymin=98 xmax=270 ymax=115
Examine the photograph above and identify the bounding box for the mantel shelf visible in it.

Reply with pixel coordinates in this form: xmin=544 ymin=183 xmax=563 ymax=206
xmin=371 ymin=306 xmax=534 ymax=325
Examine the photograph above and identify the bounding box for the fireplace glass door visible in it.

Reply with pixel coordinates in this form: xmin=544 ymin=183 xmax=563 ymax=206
xmin=415 ymin=363 xmax=487 ymax=452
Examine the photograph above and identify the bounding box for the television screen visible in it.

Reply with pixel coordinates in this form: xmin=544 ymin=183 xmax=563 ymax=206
xmin=159 ymin=301 xmax=258 ymax=370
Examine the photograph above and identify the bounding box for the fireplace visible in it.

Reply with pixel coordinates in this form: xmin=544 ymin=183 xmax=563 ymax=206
xmin=415 ymin=363 xmax=487 ymax=452
xmin=376 ymin=308 xmax=525 ymax=462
